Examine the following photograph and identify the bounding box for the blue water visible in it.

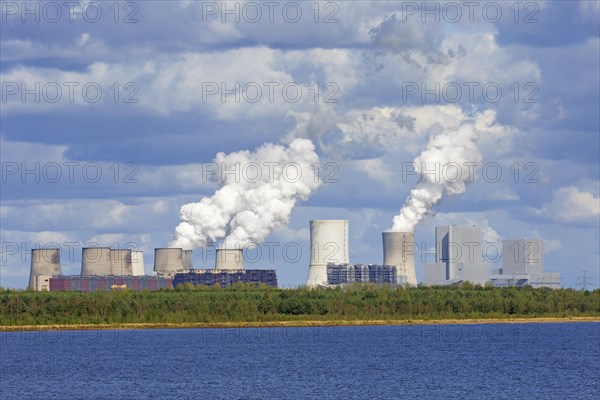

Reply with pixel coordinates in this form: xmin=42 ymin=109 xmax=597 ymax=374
xmin=1 ymin=323 xmax=598 ymax=399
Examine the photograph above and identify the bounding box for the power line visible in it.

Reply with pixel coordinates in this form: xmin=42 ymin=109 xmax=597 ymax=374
xmin=577 ymin=270 xmax=594 ymax=291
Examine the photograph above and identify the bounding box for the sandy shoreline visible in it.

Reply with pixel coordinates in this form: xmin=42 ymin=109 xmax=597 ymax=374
xmin=1 ymin=316 xmax=598 ymax=332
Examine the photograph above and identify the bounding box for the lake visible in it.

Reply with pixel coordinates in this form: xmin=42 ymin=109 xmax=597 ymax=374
xmin=1 ymin=323 xmax=598 ymax=399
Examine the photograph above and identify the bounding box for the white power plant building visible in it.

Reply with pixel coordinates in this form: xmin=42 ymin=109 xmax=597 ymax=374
xmin=424 ymin=225 xmax=489 ymax=285
xmin=306 ymin=220 xmax=350 ymax=287
xmin=491 ymin=239 xmax=560 ymax=289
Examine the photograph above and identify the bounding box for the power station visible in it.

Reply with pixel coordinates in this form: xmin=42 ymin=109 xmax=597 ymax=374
xmin=29 ymin=245 xmax=277 ymax=291
xmin=27 ymin=222 xmax=561 ymax=291
xmin=424 ymin=225 xmax=489 ymax=286
xmin=306 ymin=221 xmax=560 ymax=289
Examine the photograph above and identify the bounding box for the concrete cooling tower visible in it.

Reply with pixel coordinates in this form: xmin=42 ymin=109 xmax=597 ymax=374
xmin=307 ymin=220 xmax=349 ymax=287
xmin=110 ymin=249 xmax=133 ymax=276
xmin=81 ymin=247 xmax=112 ymax=276
xmin=29 ymin=249 xmax=61 ymax=288
xmin=154 ymin=248 xmax=184 ymax=275
xmin=182 ymin=250 xmax=193 ymax=269
xmin=131 ymin=251 xmax=145 ymax=276
xmin=382 ymin=231 xmax=417 ymax=286
xmin=215 ymin=249 xmax=243 ymax=270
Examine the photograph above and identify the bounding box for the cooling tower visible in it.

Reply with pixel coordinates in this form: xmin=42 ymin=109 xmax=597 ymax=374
xmin=183 ymin=250 xmax=193 ymax=269
xmin=131 ymin=251 xmax=145 ymax=276
xmin=29 ymin=249 xmax=61 ymax=289
xmin=81 ymin=247 xmax=112 ymax=276
xmin=215 ymin=249 xmax=244 ymax=270
xmin=382 ymin=231 xmax=417 ymax=286
xmin=307 ymin=220 xmax=349 ymax=287
xmin=110 ymin=249 xmax=133 ymax=276
xmin=154 ymin=248 xmax=184 ymax=274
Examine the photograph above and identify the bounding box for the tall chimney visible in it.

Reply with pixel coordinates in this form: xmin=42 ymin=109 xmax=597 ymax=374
xmin=382 ymin=231 xmax=417 ymax=286
xmin=215 ymin=249 xmax=244 ymax=270
xmin=29 ymin=249 xmax=61 ymax=289
xmin=110 ymin=249 xmax=133 ymax=276
xmin=131 ymin=251 xmax=145 ymax=276
xmin=154 ymin=248 xmax=184 ymax=275
xmin=182 ymin=249 xmax=193 ymax=269
xmin=81 ymin=247 xmax=112 ymax=276
xmin=307 ymin=220 xmax=349 ymax=287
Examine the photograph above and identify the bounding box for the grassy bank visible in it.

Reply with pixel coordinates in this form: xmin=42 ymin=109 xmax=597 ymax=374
xmin=1 ymin=317 xmax=599 ymax=332
xmin=1 ymin=284 xmax=599 ymax=327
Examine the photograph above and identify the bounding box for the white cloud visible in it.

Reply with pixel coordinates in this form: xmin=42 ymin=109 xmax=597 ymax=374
xmin=539 ymin=186 xmax=600 ymax=224
xmin=354 ymin=158 xmax=394 ymax=187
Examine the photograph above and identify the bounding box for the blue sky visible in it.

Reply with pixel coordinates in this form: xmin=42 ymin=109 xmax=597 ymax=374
xmin=1 ymin=1 xmax=599 ymax=289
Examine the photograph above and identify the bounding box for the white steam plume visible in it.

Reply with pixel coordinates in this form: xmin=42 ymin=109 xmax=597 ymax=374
xmin=171 ymin=138 xmax=321 ymax=249
xmin=391 ymin=123 xmax=482 ymax=232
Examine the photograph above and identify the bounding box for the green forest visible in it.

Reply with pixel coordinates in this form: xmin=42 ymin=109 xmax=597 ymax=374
xmin=1 ymin=284 xmax=599 ymax=326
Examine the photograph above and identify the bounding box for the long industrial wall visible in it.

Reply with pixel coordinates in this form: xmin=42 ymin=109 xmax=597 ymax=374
xmin=49 ymin=276 xmax=173 ymax=292
xmin=173 ymin=270 xmax=278 ymax=288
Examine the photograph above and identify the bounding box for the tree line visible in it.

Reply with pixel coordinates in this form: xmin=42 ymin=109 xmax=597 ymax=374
xmin=1 ymin=283 xmax=598 ymax=326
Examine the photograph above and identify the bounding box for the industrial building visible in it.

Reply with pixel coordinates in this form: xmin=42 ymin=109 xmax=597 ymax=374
xmin=173 ymin=246 xmax=277 ymax=288
xmin=173 ymin=269 xmax=278 ymax=288
xmin=490 ymin=239 xmax=561 ymax=289
xmin=424 ymin=225 xmax=489 ymax=286
xmin=306 ymin=220 xmax=416 ymax=287
xmin=30 ymin=244 xmax=280 ymax=291
xmin=29 ymin=246 xmax=150 ymax=291
xmin=326 ymin=264 xmax=398 ymax=286
xmin=49 ymin=275 xmax=172 ymax=292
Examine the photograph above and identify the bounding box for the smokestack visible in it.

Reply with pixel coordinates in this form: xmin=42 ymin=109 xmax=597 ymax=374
xmin=154 ymin=248 xmax=184 ymax=275
xmin=131 ymin=251 xmax=145 ymax=276
xmin=171 ymin=138 xmax=321 ymax=250
xmin=383 ymin=231 xmax=417 ymax=286
xmin=391 ymin=125 xmax=482 ymax=232
xmin=182 ymin=249 xmax=193 ymax=269
xmin=307 ymin=220 xmax=349 ymax=287
xmin=29 ymin=249 xmax=61 ymax=288
xmin=81 ymin=247 xmax=112 ymax=276
xmin=215 ymin=249 xmax=244 ymax=270
xmin=110 ymin=249 xmax=133 ymax=276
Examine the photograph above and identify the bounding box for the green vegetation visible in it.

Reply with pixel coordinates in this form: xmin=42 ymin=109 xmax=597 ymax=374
xmin=1 ymin=284 xmax=599 ymax=326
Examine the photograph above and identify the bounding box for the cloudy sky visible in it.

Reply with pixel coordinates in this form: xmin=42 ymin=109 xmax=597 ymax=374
xmin=1 ymin=0 xmax=598 ymax=289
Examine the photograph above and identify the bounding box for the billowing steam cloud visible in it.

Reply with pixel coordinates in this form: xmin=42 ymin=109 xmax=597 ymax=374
xmin=391 ymin=123 xmax=482 ymax=232
xmin=171 ymin=138 xmax=321 ymax=249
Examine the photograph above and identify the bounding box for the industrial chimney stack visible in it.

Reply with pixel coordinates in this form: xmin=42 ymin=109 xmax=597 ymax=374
xmin=81 ymin=247 xmax=112 ymax=276
xmin=154 ymin=248 xmax=185 ymax=276
xmin=29 ymin=249 xmax=61 ymax=289
xmin=382 ymin=231 xmax=417 ymax=286
xmin=215 ymin=249 xmax=244 ymax=270
xmin=306 ymin=220 xmax=350 ymax=287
